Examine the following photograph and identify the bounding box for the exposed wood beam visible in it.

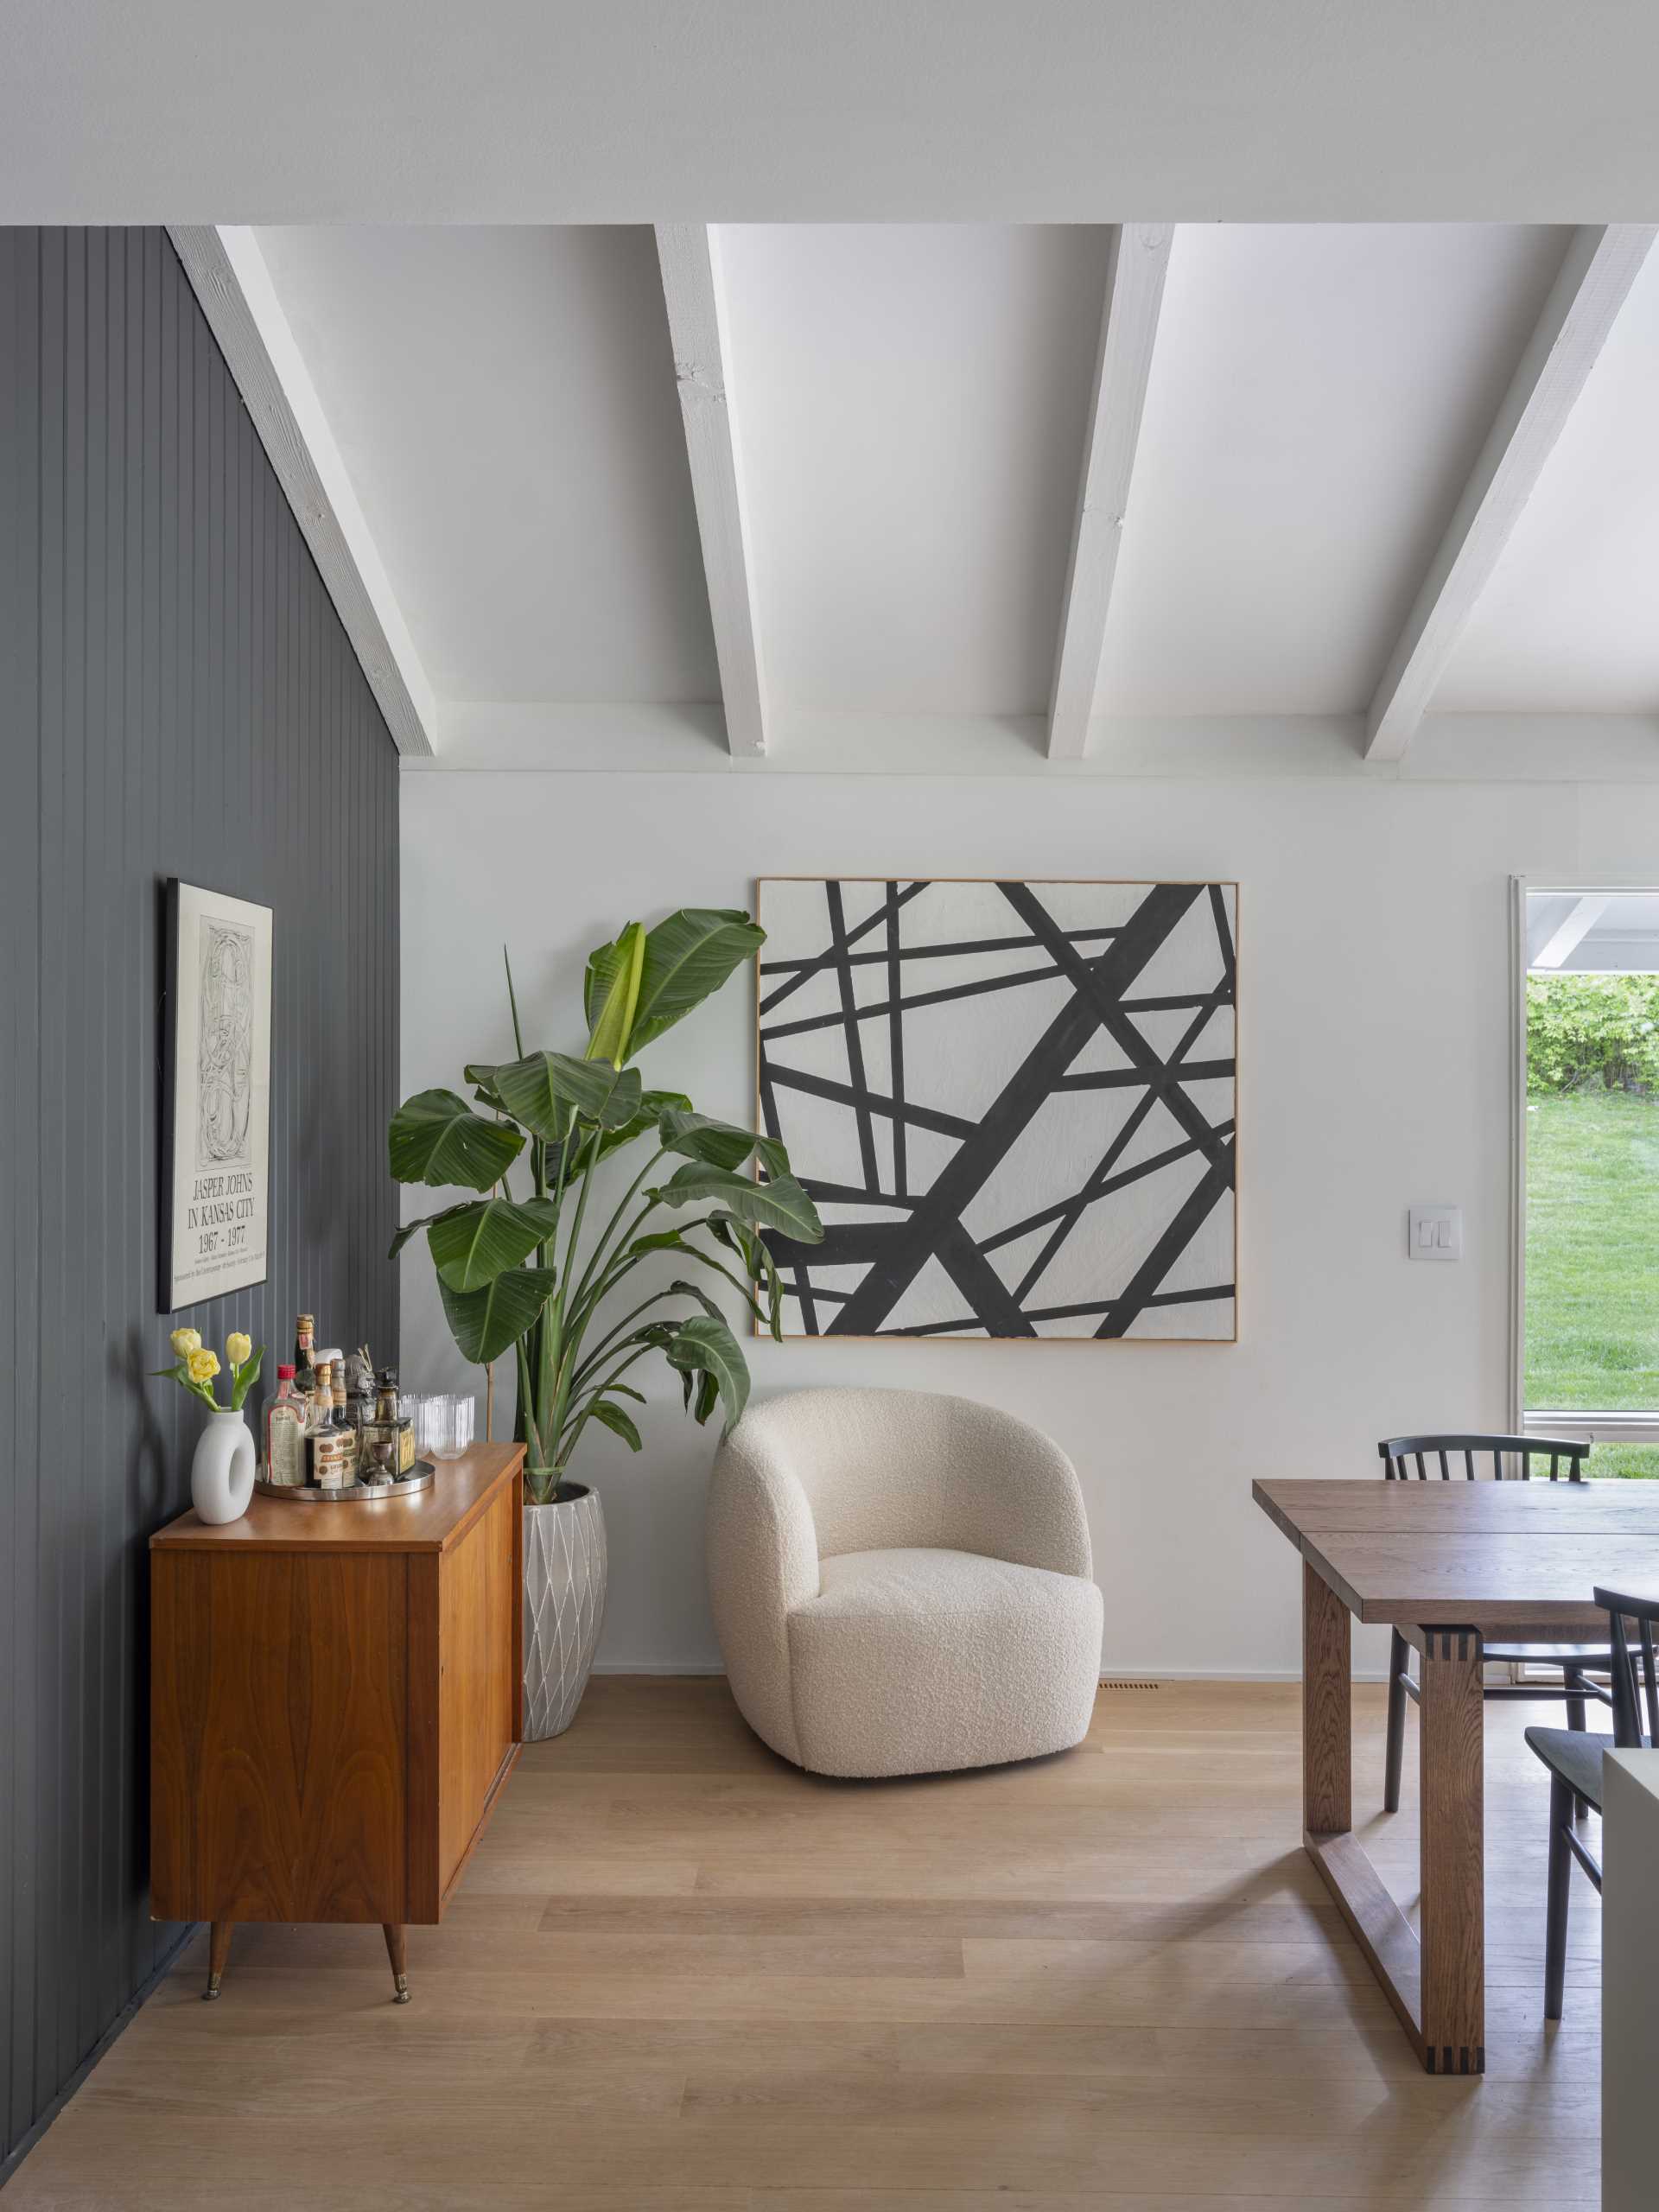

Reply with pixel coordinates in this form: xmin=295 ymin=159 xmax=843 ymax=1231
xmin=1532 ymin=893 xmax=1611 ymax=969
xmin=1364 ymin=224 xmax=1656 ymax=763
xmin=168 ymin=226 xmax=436 ymax=758
xmin=656 ymin=225 xmax=767 ymax=759
xmin=1046 ymin=223 xmax=1173 ymax=760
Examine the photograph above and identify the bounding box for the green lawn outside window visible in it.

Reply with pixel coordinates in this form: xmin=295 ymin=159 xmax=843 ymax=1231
xmin=1525 ymin=1087 xmax=1659 ymax=1477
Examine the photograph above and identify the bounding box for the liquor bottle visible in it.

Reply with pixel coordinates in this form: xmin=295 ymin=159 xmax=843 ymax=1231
xmin=307 ymin=1358 xmax=353 ymax=1487
xmin=347 ymin=1346 xmax=377 ymax=1471
xmin=264 ymin=1365 xmax=307 ymax=1486
xmin=293 ymin=1313 xmax=319 ymax=1407
xmin=321 ymin=1349 xmax=356 ymax=1468
xmin=361 ymin=1365 xmax=416 ymax=1479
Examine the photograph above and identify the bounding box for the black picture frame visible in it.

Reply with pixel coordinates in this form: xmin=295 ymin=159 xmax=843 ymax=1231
xmin=159 ymin=877 xmax=274 ymax=1313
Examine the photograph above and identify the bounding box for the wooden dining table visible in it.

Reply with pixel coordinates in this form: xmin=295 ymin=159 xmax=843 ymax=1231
xmin=1254 ymin=1476 xmax=1659 ymax=2077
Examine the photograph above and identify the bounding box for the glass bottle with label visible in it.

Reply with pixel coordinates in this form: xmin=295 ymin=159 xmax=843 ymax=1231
xmin=264 ymin=1364 xmax=307 ymax=1486
xmin=293 ymin=1313 xmax=320 ymax=1411
xmin=307 ymin=1358 xmax=353 ymax=1487
xmin=320 ymin=1349 xmax=357 ymax=1475
xmin=361 ymin=1365 xmax=416 ymax=1479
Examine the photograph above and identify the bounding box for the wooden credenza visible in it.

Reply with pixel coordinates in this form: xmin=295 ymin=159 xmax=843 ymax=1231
xmin=150 ymin=1441 xmax=524 ymax=2001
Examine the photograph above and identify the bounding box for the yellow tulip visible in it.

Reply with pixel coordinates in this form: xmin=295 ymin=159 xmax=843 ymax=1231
xmin=187 ymin=1348 xmax=221 ymax=1385
xmin=226 ymin=1332 xmax=252 ymax=1365
xmin=170 ymin=1326 xmax=201 ymax=1357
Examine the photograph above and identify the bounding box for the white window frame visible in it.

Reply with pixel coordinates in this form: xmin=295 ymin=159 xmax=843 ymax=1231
xmin=1510 ymin=874 xmax=1659 ymax=1447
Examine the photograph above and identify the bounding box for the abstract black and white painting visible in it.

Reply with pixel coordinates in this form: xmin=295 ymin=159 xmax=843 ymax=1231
xmin=755 ymin=878 xmax=1236 ymax=1340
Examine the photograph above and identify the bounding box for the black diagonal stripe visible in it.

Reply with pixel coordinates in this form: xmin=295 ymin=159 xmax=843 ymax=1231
xmin=999 ymin=883 xmax=1227 ymax=1170
xmin=760 ymin=923 xmax=1121 ymax=978
xmin=887 ymin=881 xmax=906 ymax=1201
xmin=761 ymin=1062 xmax=978 ymax=1141
xmin=981 ymin=1122 xmax=1235 ymax=1256
xmin=767 ymin=1222 xmax=903 ymax=1269
xmin=1007 ymin=983 xmax=1230 ymax=1303
xmin=937 ymin=1225 xmax=1037 ymax=1338
xmin=895 ymin=1281 xmax=1236 ymax=1335
xmin=798 ymin=1179 xmax=918 ymax=1211
xmin=1095 ymin=1144 xmax=1236 ymax=1338
xmin=758 ymin=881 xmax=929 ymax=1014
xmin=760 ymin=957 xmax=1079 ymax=1042
xmin=825 ymin=880 xmax=880 ymax=1197
xmin=1055 ymin=1058 xmax=1234 ymax=1091
xmin=826 ymin=884 xmax=1204 ymax=1337
xmin=1211 ymin=882 xmax=1236 ymax=994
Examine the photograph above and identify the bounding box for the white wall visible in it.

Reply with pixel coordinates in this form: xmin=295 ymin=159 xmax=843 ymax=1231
xmin=402 ymin=766 xmax=1659 ymax=1678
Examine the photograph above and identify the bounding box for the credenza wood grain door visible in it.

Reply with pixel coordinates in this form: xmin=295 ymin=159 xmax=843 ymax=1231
xmin=150 ymin=1550 xmax=409 ymax=1925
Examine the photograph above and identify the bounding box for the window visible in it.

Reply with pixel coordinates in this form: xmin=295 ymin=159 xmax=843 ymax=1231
xmin=1516 ymin=884 xmax=1659 ymax=1475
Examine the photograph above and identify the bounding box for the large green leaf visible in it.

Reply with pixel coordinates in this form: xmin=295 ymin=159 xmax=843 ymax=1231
xmin=495 ymin=1052 xmax=643 ymax=1140
xmin=428 ymin=1196 xmax=561 ymax=1292
xmin=437 ymin=1266 xmax=560 ymax=1365
xmin=462 ymin=1061 xmax=506 ymax=1111
xmin=389 ymin=1089 xmax=525 ymax=1191
xmin=584 ymin=920 xmax=646 ymax=1064
xmin=658 ymin=1108 xmax=788 ymax=1179
xmin=592 ymin=1087 xmax=693 ymax=1166
xmin=388 ymin=1201 xmax=472 ymax=1262
xmin=708 ymin=1213 xmax=785 ymax=1336
xmin=622 ymin=909 xmax=765 ymax=1063
xmin=657 ymin=1164 xmax=823 ymax=1243
xmin=588 ymin=1397 xmax=644 ymax=1452
xmin=665 ymin=1313 xmax=749 ymax=1436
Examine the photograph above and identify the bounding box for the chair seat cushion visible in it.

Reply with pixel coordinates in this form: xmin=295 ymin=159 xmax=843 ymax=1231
xmin=785 ymin=1548 xmax=1104 ymax=1778
xmin=1522 ymin=1726 xmax=1649 ymax=1810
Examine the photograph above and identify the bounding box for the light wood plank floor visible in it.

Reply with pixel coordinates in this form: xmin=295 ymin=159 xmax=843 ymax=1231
xmin=8 ymin=1678 xmax=1599 ymax=2209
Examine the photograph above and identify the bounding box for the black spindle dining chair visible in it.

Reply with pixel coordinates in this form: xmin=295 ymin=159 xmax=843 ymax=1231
xmin=1379 ymin=1434 xmax=1610 ymax=1814
xmin=1524 ymin=1583 xmax=1659 ymax=2018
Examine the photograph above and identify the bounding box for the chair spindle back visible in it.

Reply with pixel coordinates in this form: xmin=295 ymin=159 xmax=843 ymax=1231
xmin=1595 ymin=1585 xmax=1659 ymax=1749
xmin=1377 ymin=1433 xmax=1590 ymax=1483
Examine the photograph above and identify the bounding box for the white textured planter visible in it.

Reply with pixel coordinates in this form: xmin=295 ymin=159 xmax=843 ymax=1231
xmin=192 ymin=1408 xmax=254 ymax=1525
xmin=523 ymin=1484 xmax=607 ymax=1742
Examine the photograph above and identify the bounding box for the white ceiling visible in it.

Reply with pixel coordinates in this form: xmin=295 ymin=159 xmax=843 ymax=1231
xmin=721 ymin=225 xmax=1110 ymax=718
xmin=256 ymin=226 xmax=715 ymax=704
xmin=9 ymin=3 xmax=1659 ymax=223
xmin=1434 ymin=247 xmax=1659 ymax=715
xmin=1096 ymin=224 xmax=1568 ymax=716
xmin=238 ymin=219 xmax=1659 ymax=766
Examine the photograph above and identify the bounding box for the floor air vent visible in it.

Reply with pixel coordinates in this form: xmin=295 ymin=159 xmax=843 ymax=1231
xmin=1099 ymin=1678 xmax=1160 ymax=1691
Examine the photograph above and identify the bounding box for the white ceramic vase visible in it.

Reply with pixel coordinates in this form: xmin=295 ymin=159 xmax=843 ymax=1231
xmin=522 ymin=1484 xmax=607 ymax=1741
xmin=192 ymin=1407 xmax=255 ymax=1524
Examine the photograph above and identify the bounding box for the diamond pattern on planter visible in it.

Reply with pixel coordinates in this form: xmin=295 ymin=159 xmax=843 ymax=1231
xmin=523 ymin=1487 xmax=607 ymax=1741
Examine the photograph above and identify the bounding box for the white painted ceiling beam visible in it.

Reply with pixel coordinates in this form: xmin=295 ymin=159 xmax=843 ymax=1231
xmin=1532 ymin=893 xmax=1612 ymax=969
xmin=167 ymin=226 xmax=436 ymax=758
xmin=1363 ymin=223 xmax=1656 ymax=763
xmin=656 ymin=225 xmax=767 ymax=759
xmin=1046 ymin=223 xmax=1173 ymax=760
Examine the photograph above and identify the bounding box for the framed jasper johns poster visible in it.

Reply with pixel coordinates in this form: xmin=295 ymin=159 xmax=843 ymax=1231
xmin=160 ymin=880 xmax=273 ymax=1311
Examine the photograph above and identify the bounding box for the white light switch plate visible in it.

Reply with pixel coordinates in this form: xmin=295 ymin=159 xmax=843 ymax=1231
xmin=1408 ymin=1205 xmax=1462 ymax=1262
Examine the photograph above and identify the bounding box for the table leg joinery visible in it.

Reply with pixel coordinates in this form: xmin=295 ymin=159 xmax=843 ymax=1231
xmin=1300 ymin=1561 xmax=1486 ymax=2075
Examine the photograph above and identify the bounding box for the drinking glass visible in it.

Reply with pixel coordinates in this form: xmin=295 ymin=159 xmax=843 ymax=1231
xmin=431 ymin=1393 xmax=474 ymax=1461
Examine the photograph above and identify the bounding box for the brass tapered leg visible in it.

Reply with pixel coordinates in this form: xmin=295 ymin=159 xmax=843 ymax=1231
xmin=383 ymin=1923 xmax=410 ymax=2003
xmin=204 ymin=1920 xmax=232 ymax=2001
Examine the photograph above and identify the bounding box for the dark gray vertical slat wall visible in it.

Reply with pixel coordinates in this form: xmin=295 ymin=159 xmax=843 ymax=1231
xmin=0 ymin=227 xmax=400 ymax=2171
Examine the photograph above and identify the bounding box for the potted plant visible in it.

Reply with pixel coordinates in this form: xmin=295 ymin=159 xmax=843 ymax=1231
xmin=152 ymin=1327 xmax=265 ymax=1524
xmin=388 ymin=906 xmax=823 ymax=1738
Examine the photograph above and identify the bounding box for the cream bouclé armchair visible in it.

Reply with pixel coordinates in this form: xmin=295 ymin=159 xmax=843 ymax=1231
xmin=706 ymin=1387 xmax=1103 ymax=1777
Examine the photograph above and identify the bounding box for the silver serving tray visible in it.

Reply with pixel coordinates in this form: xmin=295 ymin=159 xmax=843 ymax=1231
xmin=255 ymin=1459 xmax=435 ymax=1503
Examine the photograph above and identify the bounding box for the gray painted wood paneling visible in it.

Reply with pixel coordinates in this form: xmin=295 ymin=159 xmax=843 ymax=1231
xmin=0 ymin=227 xmax=399 ymax=2169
